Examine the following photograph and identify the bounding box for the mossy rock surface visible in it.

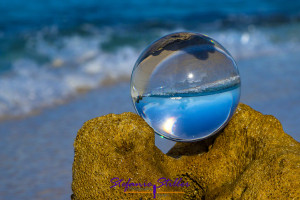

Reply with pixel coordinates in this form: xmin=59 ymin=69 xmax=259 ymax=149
xmin=72 ymin=104 xmax=300 ymax=199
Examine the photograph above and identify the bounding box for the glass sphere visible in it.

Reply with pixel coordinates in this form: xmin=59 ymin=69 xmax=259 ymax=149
xmin=130 ymin=32 xmax=241 ymax=142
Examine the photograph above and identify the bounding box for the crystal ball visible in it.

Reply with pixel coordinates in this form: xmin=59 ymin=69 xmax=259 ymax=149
xmin=130 ymin=32 xmax=241 ymax=142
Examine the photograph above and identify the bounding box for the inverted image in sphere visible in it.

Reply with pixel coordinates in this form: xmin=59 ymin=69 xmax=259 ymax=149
xmin=131 ymin=32 xmax=241 ymax=142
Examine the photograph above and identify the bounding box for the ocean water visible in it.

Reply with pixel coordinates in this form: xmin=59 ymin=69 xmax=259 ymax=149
xmin=0 ymin=0 xmax=300 ymax=118
xmin=135 ymin=86 xmax=240 ymax=141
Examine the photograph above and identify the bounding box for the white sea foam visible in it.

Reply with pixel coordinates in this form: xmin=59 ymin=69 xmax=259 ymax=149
xmin=0 ymin=25 xmax=299 ymax=117
xmin=147 ymin=76 xmax=240 ymax=96
xmin=0 ymin=34 xmax=140 ymax=117
xmin=185 ymin=75 xmax=241 ymax=93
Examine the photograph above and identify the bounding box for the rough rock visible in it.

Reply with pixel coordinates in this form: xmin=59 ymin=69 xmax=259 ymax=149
xmin=71 ymin=104 xmax=300 ymax=199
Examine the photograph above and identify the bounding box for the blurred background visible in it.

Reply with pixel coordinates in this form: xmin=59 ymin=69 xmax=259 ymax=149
xmin=0 ymin=0 xmax=299 ymax=199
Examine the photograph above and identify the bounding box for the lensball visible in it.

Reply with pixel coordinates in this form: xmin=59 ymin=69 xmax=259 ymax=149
xmin=130 ymin=32 xmax=241 ymax=142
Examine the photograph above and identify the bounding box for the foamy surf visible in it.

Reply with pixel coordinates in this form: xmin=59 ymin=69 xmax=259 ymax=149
xmin=0 ymin=23 xmax=299 ymax=118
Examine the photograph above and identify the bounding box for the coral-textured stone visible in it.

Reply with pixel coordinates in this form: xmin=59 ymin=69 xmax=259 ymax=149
xmin=71 ymin=104 xmax=300 ymax=199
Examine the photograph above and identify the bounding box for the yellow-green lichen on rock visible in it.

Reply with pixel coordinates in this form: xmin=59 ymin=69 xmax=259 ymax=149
xmin=71 ymin=104 xmax=300 ymax=199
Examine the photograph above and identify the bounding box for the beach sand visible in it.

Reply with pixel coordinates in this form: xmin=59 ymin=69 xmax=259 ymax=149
xmin=0 ymin=83 xmax=133 ymax=199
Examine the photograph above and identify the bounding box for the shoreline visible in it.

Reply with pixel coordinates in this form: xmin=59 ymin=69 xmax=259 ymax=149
xmin=0 ymin=82 xmax=134 ymax=200
xmin=0 ymin=81 xmax=299 ymax=199
xmin=0 ymin=77 xmax=131 ymax=122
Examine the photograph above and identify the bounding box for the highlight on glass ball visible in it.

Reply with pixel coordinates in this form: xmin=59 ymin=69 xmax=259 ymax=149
xmin=130 ymin=32 xmax=241 ymax=142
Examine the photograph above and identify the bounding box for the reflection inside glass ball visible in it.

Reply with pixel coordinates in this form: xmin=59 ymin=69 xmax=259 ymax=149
xmin=131 ymin=32 xmax=241 ymax=142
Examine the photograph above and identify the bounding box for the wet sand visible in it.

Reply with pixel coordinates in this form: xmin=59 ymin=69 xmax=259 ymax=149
xmin=0 ymin=83 xmax=134 ymax=199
